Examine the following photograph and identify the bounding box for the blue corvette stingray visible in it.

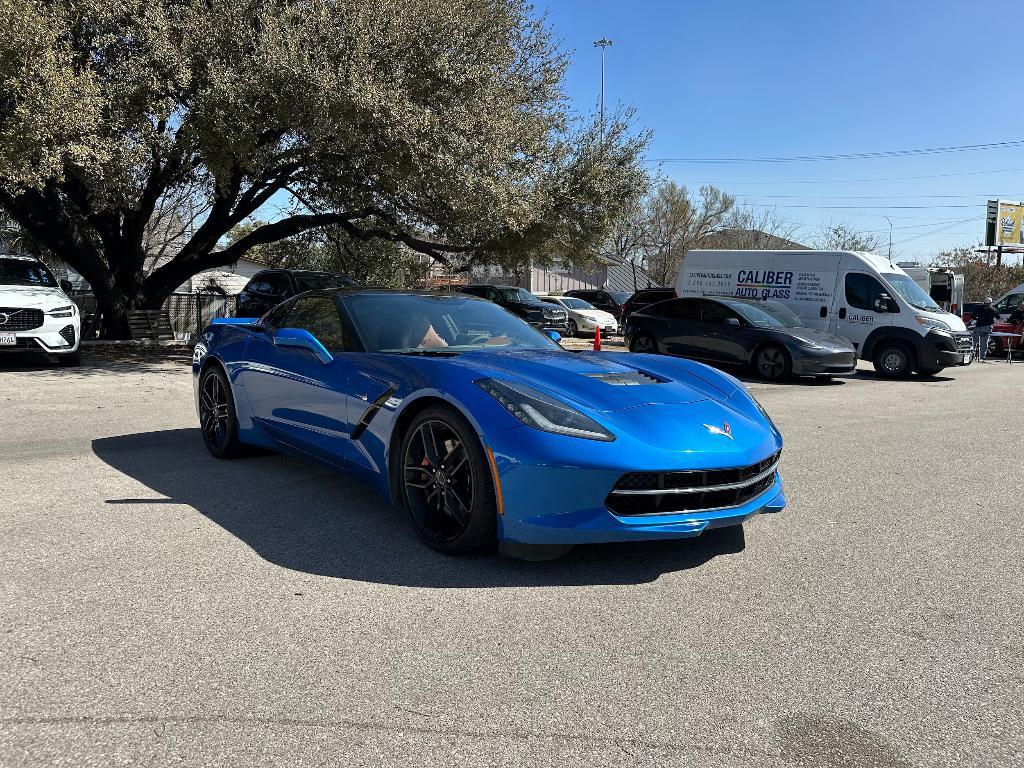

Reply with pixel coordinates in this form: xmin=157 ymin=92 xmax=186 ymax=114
xmin=193 ymin=289 xmax=785 ymax=555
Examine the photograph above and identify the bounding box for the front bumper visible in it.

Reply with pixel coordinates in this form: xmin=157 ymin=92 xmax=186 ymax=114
xmin=792 ymin=349 xmax=857 ymax=375
xmin=0 ymin=315 xmax=81 ymax=354
xmin=926 ymin=330 xmax=973 ymax=367
xmin=576 ymin=316 xmax=619 ymax=334
xmin=485 ymin=422 xmax=785 ymax=545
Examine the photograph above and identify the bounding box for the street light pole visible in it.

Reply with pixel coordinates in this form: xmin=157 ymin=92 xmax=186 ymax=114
xmin=593 ymin=38 xmax=613 ymax=138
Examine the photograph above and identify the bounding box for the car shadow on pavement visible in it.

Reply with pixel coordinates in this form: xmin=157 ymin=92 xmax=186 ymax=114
xmin=92 ymin=428 xmax=747 ymax=588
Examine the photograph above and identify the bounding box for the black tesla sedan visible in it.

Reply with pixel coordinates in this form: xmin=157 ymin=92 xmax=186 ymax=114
xmin=624 ymin=296 xmax=857 ymax=381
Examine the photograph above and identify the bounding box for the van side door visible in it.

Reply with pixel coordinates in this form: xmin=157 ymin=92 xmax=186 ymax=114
xmin=834 ymin=272 xmax=894 ymax=352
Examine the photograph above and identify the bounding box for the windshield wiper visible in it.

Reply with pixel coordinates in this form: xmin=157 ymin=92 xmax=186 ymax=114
xmin=391 ymin=349 xmax=460 ymax=357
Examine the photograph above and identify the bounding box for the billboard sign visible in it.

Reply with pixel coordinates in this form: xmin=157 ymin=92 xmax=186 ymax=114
xmin=986 ymin=199 xmax=1024 ymax=246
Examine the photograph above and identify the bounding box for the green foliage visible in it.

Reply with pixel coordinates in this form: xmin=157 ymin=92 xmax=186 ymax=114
xmin=0 ymin=0 xmax=650 ymax=335
xmin=932 ymin=246 xmax=1024 ymax=302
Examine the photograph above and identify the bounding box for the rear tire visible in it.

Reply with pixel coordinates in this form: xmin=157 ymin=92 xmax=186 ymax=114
xmin=629 ymin=332 xmax=657 ymax=354
xmin=566 ymin=319 xmax=578 ymax=338
xmin=872 ymin=343 xmax=914 ymax=378
xmin=198 ymin=365 xmax=244 ymax=459
xmin=398 ymin=405 xmax=497 ymax=555
xmin=754 ymin=345 xmax=792 ymax=381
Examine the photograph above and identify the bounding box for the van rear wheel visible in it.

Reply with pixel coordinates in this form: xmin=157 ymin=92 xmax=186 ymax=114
xmin=873 ymin=343 xmax=914 ymax=378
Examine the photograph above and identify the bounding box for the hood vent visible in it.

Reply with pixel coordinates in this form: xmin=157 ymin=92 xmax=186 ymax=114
xmin=585 ymin=370 xmax=665 ymax=386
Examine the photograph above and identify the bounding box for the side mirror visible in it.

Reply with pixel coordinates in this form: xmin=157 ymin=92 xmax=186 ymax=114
xmin=724 ymin=317 xmax=742 ymax=327
xmin=873 ymin=294 xmax=891 ymax=313
xmin=547 ymin=330 xmax=562 ymax=342
xmin=274 ymin=327 xmax=333 ymax=364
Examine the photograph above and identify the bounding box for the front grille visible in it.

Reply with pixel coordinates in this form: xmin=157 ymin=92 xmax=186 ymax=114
xmin=953 ymin=333 xmax=972 ymax=352
xmin=0 ymin=307 xmax=44 ymax=331
xmin=59 ymin=325 xmax=76 ymax=346
xmin=607 ymin=450 xmax=781 ymax=516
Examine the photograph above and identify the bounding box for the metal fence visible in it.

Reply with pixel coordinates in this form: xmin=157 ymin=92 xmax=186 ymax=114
xmin=70 ymin=292 xmax=236 ymax=341
xmin=164 ymin=293 xmax=236 ymax=340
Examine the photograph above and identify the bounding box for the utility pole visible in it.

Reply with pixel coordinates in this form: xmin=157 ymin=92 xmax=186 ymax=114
xmin=885 ymin=216 xmax=893 ymax=261
xmin=593 ymin=38 xmax=613 ymax=138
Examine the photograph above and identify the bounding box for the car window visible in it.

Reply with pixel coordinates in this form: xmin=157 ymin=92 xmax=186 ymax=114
xmin=845 ymin=273 xmax=891 ymax=311
xmin=283 ymin=296 xmax=349 ymax=351
xmin=246 ymin=278 xmax=271 ymax=294
xmin=263 ymin=273 xmax=291 ymax=298
xmin=609 ymin=292 xmax=631 ymax=304
xmin=996 ymin=293 xmax=1023 ymax=313
xmin=699 ymin=301 xmax=739 ymax=325
xmin=0 ymin=258 xmax=58 ymax=287
xmin=647 ymin=298 xmax=700 ymax=320
xmin=560 ymin=297 xmax=593 ymax=309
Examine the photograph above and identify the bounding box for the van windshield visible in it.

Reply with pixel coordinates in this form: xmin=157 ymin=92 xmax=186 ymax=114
xmin=882 ymin=273 xmax=941 ymax=312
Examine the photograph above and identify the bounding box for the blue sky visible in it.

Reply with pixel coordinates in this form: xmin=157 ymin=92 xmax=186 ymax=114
xmin=543 ymin=0 xmax=1023 ymax=262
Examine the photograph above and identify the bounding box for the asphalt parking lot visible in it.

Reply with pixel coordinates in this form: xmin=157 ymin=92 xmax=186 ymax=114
xmin=1 ymin=350 xmax=1022 ymax=767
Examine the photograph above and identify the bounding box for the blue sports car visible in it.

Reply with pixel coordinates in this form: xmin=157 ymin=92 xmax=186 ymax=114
xmin=193 ymin=289 xmax=785 ymax=555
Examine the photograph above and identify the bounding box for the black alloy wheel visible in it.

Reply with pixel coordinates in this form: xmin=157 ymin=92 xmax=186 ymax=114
xmin=400 ymin=407 xmax=497 ymax=554
xmin=199 ymin=366 xmax=243 ymax=458
xmin=755 ymin=345 xmax=791 ymax=381
xmin=566 ymin=319 xmax=578 ymax=337
xmin=630 ymin=332 xmax=657 ymax=354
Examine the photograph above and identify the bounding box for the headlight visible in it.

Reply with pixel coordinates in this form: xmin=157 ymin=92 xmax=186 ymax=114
xmin=791 ymin=335 xmax=825 ymax=349
xmin=476 ymin=378 xmax=615 ymax=441
xmin=46 ymin=304 xmax=76 ymax=318
xmin=750 ymin=392 xmax=776 ymax=428
xmin=916 ymin=316 xmax=951 ymax=333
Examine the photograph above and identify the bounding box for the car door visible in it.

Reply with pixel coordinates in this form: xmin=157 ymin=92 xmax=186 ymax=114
xmin=697 ymin=300 xmax=753 ymax=364
xmin=241 ymin=295 xmax=362 ymax=467
xmin=647 ymin=298 xmax=702 ymax=356
xmin=831 ymin=272 xmax=894 ymax=352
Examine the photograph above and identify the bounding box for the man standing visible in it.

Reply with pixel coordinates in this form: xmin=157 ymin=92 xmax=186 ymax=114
xmin=972 ymin=297 xmax=1000 ymax=362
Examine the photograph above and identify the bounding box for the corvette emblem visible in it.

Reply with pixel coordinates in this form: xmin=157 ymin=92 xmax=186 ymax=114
xmin=703 ymin=422 xmax=733 ymax=439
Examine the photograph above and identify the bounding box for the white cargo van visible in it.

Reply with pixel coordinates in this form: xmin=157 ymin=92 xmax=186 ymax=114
xmin=676 ymin=250 xmax=973 ymax=377
xmin=898 ymin=264 xmax=965 ymax=315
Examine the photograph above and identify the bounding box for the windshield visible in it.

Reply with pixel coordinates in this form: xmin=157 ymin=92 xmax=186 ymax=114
xmin=882 ymin=273 xmax=941 ymax=311
xmin=0 ymin=258 xmax=57 ymax=287
xmin=560 ymin=297 xmax=593 ymax=309
xmin=497 ymin=287 xmax=539 ymax=303
xmin=609 ymin=291 xmax=631 ymax=304
xmin=294 ymin=273 xmax=357 ymax=292
xmin=343 ymin=293 xmax=561 ymax=353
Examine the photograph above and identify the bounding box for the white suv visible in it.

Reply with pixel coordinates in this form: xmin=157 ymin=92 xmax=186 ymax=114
xmin=0 ymin=255 xmax=81 ymax=366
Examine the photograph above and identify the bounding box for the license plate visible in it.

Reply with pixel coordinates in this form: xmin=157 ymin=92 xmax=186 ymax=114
xmin=0 ymin=332 xmax=15 ymax=346
xmin=963 ymin=352 xmax=973 ymax=365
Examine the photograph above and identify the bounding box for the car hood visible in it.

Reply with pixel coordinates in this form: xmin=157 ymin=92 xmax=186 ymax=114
xmin=0 ymin=285 xmax=70 ymax=309
xmin=777 ymin=327 xmax=854 ymax=349
xmin=577 ymin=309 xmax=617 ymax=323
xmin=449 ymin=349 xmax=717 ymax=411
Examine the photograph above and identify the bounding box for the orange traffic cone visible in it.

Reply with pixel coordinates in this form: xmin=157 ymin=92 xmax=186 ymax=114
xmin=593 ymin=325 xmax=602 ymax=351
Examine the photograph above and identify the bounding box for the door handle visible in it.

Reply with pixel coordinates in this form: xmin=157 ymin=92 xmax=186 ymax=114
xmin=819 ymin=306 xmax=828 ymax=318
xmin=838 ymin=307 xmax=847 ymax=319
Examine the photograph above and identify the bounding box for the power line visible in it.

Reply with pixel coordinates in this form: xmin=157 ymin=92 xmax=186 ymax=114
xmin=648 ymin=139 xmax=1024 ymax=164
xmin=679 ymin=167 xmax=1024 ymax=185
xmin=892 ymin=217 xmax=979 ymax=246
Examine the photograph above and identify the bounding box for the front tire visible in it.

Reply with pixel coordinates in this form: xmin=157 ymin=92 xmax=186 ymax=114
xmin=754 ymin=345 xmax=792 ymax=381
xmin=630 ymin=332 xmax=657 ymax=354
xmin=873 ymin=343 xmax=914 ymax=378
xmin=198 ymin=365 xmax=244 ymax=459
xmin=566 ymin=319 xmax=578 ymax=338
xmin=399 ymin=406 xmax=497 ymax=555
